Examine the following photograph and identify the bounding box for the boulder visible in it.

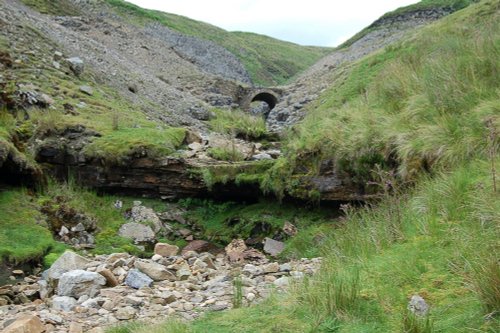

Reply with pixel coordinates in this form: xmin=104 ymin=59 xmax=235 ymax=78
xmin=263 ymin=238 xmax=285 ymax=256
xmin=135 ymin=260 xmax=176 ymax=281
xmin=125 ymin=269 xmax=153 ymax=289
xmin=66 ymin=57 xmax=84 ymax=76
xmin=273 ymin=276 xmax=290 ymax=288
xmin=225 ymin=239 xmax=247 ymax=263
xmin=46 ymin=251 xmax=91 ymax=284
xmin=79 ymin=85 xmax=93 ymax=96
xmin=408 ymin=295 xmax=429 ymax=316
xmin=57 ymin=270 xmax=106 ymax=298
xmin=2 ymin=315 xmax=44 ymax=333
xmin=154 ymin=243 xmax=179 ymax=257
xmin=130 ymin=202 xmax=163 ymax=232
xmin=118 ymin=223 xmax=155 ymax=244
xmin=182 ymin=240 xmax=215 ymax=254
xmin=52 ymin=296 xmax=77 ymax=312
xmin=115 ymin=306 xmax=137 ymax=320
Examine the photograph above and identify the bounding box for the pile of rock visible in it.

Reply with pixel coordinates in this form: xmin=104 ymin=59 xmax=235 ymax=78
xmin=0 ymin=247 xmax=321 ymax=332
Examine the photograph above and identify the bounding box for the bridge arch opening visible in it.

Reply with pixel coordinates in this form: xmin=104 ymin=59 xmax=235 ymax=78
xmin=247 ymin=92 xmax=279 ymax=119
xmin=251 ymin=92 xmax=278 ymax=110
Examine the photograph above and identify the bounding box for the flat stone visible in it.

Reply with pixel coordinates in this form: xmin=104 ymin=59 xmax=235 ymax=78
xmin=2 ymin=315 xmax=44 ymax=333
xmin=46 ymin=251 xmax=91 ymax=284
xmin=182 ymin=240 xmax=215 ymax=254
xmin=79 ymin=85 xmax=93 ymax=95
xmin=263 ymin=238 xmax=285 ymax=256
xmin=154 ymin=243 xmax=179 ymax=257
xmin=69 ymin=322 xmax=83 ymax=333
xmin=273 ymin=276 xmax=290 ymax=288
xmin=125 ymin=269 xmax=153 ymax=289
xmin=263 ymin=262 xmax=280 ymax=273
xmin=118 ymin=223 xmax=155 ymax=243
xmin=135 ymin=260 xmax=177 ymax=281
xmin=57 ymin=270 xmax=106 ymax=298
xmin=115 ymin=306 xmax=136 ymax=320
xmin=52 ymin=296 xmax=77 ymax=312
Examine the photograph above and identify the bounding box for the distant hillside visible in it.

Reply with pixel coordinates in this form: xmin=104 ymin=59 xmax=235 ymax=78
xmin=339 ymin=0 xmax=479 ymax=48
xmin=104 ymin=0 xmax=332 ymax=86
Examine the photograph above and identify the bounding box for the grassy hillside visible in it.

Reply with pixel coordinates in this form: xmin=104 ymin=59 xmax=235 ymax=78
xmin=104 ymin=0 xmax=331 ymax=86
xmin=112 ymin=0 xmax=500 ymax=331
xmin=339 ymin=0 xmax=479 ymax=48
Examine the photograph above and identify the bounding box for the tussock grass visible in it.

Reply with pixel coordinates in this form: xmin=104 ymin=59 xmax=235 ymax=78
xmin=207 ymin=146 xmax=245 ymax=162
xmin=470 ymin=256 xmax=500 ymax=317
xmin=209 ymin=108 xmax=267 ymax=140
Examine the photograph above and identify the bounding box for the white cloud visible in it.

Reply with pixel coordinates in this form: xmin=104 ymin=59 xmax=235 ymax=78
xmin=126 ymin=0 xmax=418 ymax=46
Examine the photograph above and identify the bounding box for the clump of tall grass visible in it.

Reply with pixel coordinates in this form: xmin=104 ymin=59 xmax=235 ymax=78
xmin=297 ymin=265 xmax=361 ymax=320
xmin=209 ymin=108 xmax=267 ymax=140
xmin=402 ymin=310 xmax=433 ymax=333
xmin=470 ymin=256 xmax=500 ymax=317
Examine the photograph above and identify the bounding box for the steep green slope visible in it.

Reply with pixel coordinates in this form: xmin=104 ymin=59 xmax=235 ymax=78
xmin=104 ymin=0 xmax=331 ymax=86
xmin=113 ymin=0 xmax=500 ymax=331
xmin=339 ymin=0 xmax=479 ymax=48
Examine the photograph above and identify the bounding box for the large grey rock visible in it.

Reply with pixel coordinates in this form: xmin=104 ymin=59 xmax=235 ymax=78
xmin=263 ymin=238 xmax=285 ymax=256
xmin=408 ymin=295 xmax=429 ymax=316
xmin=135 ymin=260 xmax=176 ymax=281
xmin=124 ymin=269 xmax=153 ymax=289
xmin=46 ymin=251 xmax=91 ymax=284
xmin=130 ymin=202 xmax=163 ymax=232
xmin=57 ymin=270 xmax=106 ymax=298
xmin=118 ymin=223 xmax=155 ymax=243
xmin=79 ymin=85 xmax=93 ymax=95
xmin=66 ymin=57 xmax=84 ymax=76
xmin=52 ymin=296 xmax=77 ymax=312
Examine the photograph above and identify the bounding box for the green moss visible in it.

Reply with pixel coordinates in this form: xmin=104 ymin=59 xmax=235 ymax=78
xmin=0 ymin=190 xmax=56 ymax=264
xmin=84 ymin=127 xmax=186 ymax=164
xmin=180 ymin=198 xmax=331 ymax=245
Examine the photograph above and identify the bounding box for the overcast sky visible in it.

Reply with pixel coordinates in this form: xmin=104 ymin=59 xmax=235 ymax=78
xmin=127 ymin=0 xmax=418 ymax=46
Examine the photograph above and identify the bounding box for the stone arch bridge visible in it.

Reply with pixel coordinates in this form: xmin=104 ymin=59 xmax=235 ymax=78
xmin=237 ymin=87 xmax=283 ymax=119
